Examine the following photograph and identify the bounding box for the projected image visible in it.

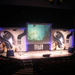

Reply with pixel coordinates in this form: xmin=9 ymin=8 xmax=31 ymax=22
xmin=27 ymin=23 xmax=52 ymax=43
xmin=0 ymin=27 xmax=26 ymax=53
xmin=51 ymin=29 xmax=74 ymax=50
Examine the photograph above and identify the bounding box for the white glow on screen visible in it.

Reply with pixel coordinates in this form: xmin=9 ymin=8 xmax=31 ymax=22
xmin=27 ymin=23 xmax=52 ymax=44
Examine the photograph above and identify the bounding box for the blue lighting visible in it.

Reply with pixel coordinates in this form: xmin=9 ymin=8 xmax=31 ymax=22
xmin=26 ymin=36 xmax=28 ymax=51
xmin=70 ymin=29 xmax=74 ymax=47
xmin=0 ymin=28 xmax=4 ymax=30
xmin=69 ymin=29 xmax=74 ymax=31
xmin=20 ymin=28 xmax=26 ymax=30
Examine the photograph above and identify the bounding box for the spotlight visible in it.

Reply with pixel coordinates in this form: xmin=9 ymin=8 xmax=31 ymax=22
xmin=45 ymin=0 xmax=48 ymax=2
xmin=57 ymin=0 xmax=66 ymax=5
xmin=49 ymin=0 xmax=54 ymax=5
xmin=60 ymin=0 xmax=63 ymax=2
xmin=60 ymin=0 xmax=66 ymax=3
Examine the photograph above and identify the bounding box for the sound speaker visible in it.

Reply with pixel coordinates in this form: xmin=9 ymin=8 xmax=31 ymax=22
xmin=43 ymin=54 xmax=50 ymax=57
xmin=68 ymin=47 xmax=74 ymax=53
xmin=7 ymin=50 xmax=14 ymax=57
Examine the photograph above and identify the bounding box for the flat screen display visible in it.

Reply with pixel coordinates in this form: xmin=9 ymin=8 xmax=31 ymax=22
xmin=27 ymin=23 xmax=52 ymax=44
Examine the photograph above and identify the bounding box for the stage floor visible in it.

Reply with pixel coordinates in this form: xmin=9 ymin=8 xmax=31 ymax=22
xmin=0 ymin=50 xmax=74 ymax=60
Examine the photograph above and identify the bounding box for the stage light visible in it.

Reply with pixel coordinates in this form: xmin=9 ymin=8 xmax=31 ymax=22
xmin=60 ymin=0 xmax=63 ymax=2
xmin=49 ymin=0 xmax=54 ymax=1
xmin=57 ymin=0 xmax=66 ymax=5
xmin=60 ymin=0 xmax=66 ymax=3
xmin=45 ymin=0 xmax=48 ymax=2
xmin=49 ymin=0 xmax=54 ymax=5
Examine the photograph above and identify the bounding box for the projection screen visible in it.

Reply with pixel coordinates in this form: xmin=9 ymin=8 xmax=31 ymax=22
xmin=27 ymin=23 xmax=52 ymax=44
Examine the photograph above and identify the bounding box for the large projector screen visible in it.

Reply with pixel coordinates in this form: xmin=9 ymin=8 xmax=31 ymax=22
xmin=27 ymin=23 xmax=52 ymax=44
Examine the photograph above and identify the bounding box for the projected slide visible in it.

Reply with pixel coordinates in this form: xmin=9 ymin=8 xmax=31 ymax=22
xmin=27 ymin=23 xmax=52 ymax=44
xmin=0 ymin=27 xmax=26 ymax=53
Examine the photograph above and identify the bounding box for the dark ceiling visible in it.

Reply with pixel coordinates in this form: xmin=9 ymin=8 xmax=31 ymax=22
xmin=0 ymin=0 xmax=75 ymax=29
xmin=0 ymin=0 xmax=75 ymax=10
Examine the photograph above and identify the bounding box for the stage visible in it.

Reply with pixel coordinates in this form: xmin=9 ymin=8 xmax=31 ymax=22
xmin=0 ymin=50 xmax=74 ymax=60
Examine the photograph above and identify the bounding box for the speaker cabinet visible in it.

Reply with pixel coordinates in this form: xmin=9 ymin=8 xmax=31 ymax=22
xmin=68 ymin=47 xmax=74 ymax=53
xmin=7 ymin=50 xmax=14 ymax=57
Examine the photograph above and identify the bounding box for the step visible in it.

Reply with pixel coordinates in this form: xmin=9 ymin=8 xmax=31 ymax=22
xmin=14 ymin=68 xmax=33 ymax=75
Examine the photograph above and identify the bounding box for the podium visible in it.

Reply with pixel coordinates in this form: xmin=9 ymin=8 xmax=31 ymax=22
xmin=7 ymin=50 xmax=14 ymax=57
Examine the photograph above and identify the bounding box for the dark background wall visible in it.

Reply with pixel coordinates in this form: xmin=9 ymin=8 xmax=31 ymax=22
xmin=0 ymin=0 xmax=75 ymax=46
xmin=0 ymin=0 xmax=75 ymax=29
xmin=0 ymin=0 xmax=75 ymax=10
xmin=0 ymin=5 xmax=74 ymax=29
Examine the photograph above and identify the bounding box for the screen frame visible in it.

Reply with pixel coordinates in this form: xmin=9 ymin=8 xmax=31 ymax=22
xmin=26 ymin=22 xmax=52 ymax=44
